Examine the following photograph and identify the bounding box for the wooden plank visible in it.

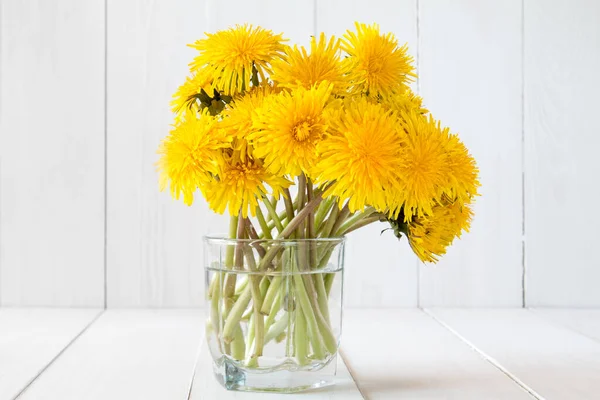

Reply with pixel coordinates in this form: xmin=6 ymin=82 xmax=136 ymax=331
xmin=209 ymin=0 xmax=315 ymax=46
xmin=189 ymin=342 xmax=362 ymax=399
xmin=342 ymin=309 xmax=532 ymax=399
xmin=418 ymin=0 xmax=523 ymax=306
xmin=524 ymin=0 xmax=600 ymax=306
xmin=0 ymin=308 xmax=101 ymax=400
xmin=0 ymin=0 xmax=105 ymax=306
xmin=316 ymin=0 xmax=419 ymax=307
xmin=430 ymin=309 xmax=600 ymax=399
xmin=19 ymin=310 xmax=204 ymax=400
xmin=106 ymin=0 xmax=227 ymax=307
xmin=533 ymin=309 xmax=600 ymax=343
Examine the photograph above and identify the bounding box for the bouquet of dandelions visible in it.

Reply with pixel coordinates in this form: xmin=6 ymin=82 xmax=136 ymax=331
xmin=158 ymin=23 xmax=479 ymax=371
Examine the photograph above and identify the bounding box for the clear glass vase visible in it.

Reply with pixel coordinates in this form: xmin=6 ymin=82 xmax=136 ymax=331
xmin=204 ymin=236 xmax=345 ymax=393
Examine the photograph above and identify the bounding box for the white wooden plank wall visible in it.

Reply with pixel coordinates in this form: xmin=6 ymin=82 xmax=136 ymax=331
xmin=0 ymin=0 xmax=599 ymax=307
xmin=105 ymin=0 xmax=225 ymax=308
xmin=0 ymin=0 xmax=105 ymax=306
xmin=417 ymin=0 xmax=524 ymax=306
xmin=523 ymin=0 xmax=600 ymax=307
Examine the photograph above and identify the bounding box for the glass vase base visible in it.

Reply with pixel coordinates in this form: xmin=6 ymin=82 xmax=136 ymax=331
xmin=213 ymin=355 xmax=338 ymax=393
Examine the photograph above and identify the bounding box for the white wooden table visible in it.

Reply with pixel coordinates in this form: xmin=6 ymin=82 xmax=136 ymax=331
xmin=1 ymin=309 xmax=599 ymax=399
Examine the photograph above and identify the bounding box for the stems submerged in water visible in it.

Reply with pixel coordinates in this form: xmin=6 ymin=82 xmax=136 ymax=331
xmin=208 ymin=178 xmax=366 ymax=368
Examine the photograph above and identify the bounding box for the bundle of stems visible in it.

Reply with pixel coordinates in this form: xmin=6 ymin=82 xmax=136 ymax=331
xmin=207 ymin=175 xmax=382 ymax=367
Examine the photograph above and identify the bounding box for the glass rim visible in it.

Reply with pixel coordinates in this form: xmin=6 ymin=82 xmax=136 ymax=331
xmin=203 ymin=234 xmax=346 ymax=245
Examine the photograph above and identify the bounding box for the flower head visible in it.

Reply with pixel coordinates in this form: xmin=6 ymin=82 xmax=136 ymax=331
xmin=189 ymin=24 xmax=286 ymax=96
xmin=250 ymin=81 xmax=334 ymax=177
xmin=445 ymin=134 xmax=480 ymax=203
xmin=219 ymin=85 xmax=278 ymax=161
xmin=171 ymin=71 xmax=215 ymax=120
xmin=388 ymin=112 xmax=480 ymax=221
xmin=342 ymin=22 xmax=416 ymax=97
xmin=389 ymin=112 xmax=453 ymax=220
xmin=271 ymin=33 xmax=348 ymax=95
xmin=158 ymin=111 xmax=229 ymax=205
xmin=381 ymin=88 xmax=427 ymax=115
xmin=405 ymin=198 xmax=474 ymax=263
xmin=202 ymin=153 xmax=291 ymax=218
xmin=315 ymin=97 xmax=403 ymax=212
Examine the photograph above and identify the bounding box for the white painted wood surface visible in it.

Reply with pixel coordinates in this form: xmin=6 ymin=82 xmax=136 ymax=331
xmin=0 ymin=308 xmax=101 ymax=400
xmin=417 ymin=0 xmax=524 ymax=307
xmin=430 ymin=309 xmax=600 ymax=399
xmin=524 ymin=0 xmax=600 ymax=307
xmin=0 ymin=0 xmax=105 ymax=306
xmin=342 ymin=309 xmax=532 ymax=399
xmin=189 ymin=342 xmax=362 ymax=399
xmin=533 ymin=309 xmax=600 ymax=342
xmin=106 ymin=0 xmax=227 ymax=307
xmin=18 ymin=310 xmax=204 ymax=400
xmin=316 ymin=0 xmax=420 ymax=307
xmin=3 ymin=309 xmax=600 ymax=398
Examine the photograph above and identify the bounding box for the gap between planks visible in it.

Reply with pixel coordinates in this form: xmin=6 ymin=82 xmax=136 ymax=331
xmin=337 ymin=349 xmax=367 ymax=400
xmin=422 ymin=308 xmax=544 ymax=400
xmin=13 ymin=310 xmax=106 ymax=400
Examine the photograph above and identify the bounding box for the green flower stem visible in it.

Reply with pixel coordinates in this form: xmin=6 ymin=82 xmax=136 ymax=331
xmin=222 ymin=286 xmax=251 ymax=343
xmin=207 ymin=271 xmax=218 ymax=299
xmin=331 ymin=203 xmax=350 ymax=237
xmin=263 ymin=196 xmax=284 ymax=234
xmin=342 ymin=215 xmax=382 ymax=235
xmin=278 ymin=195 xmax=322 ymax=239
xmin=283 ymin=188 xmax=295 ymax=223
xmin=324 ymin=272 xmax=335 ymax=296
xmin=255 ymin=206 xmax=272 ymax=240
xmin=253 ymin=195 xmax=324 ymax=272
xmin=306 ymin=180 xmax=318 ymax=269
xmin=231 ymin=323 xmax=246 ymax=360
xmin=225 ymin=215 xmax=239 ymax=267
xmin=244 ymin=315 xmax=256 ymax=366
xmin=265 ymin=311 xmax=288 ymax=343
xmin=293 ymin=271 xmax=325 ymax=359
xmin=244 ymin=244 xmax=265 ymax=363
xmin=295 ymin=175 xmax=307 ymax=238
xmin=295 ymin=249 xmax=337 ymax=355
xmin=294 ymin=307 xmax=308 ymax=366
xmin=314 ymin=197 xmax=334 ymax=230
xmin=264 ymin=290 xmax=282 ymax=333
xmin=335 ymin=207 xmax=377 ymax=236
xmin=313 ymin=273 xmax=331 ymax=325
xmin=319 ymin=204 xmax=340 ymax=237
xmin=210 ymin=271 xmax=223 ymax=352
xmin=234 ymin=276 xmax=248 ymax=296
xmin=260 ymin=276 xmax=282 ymax=315
xmin=241 ymin=276 xmax=270 ymax=320
xmin=223 ymin=215 xmax=245 ymax=315
xmin=259 ymin=275 xmax=270 ymax=297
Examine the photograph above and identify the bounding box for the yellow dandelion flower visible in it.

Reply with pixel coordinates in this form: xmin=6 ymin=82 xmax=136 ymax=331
xmin=271 ymin=33 xmax=348 ymax=94
xmin=315 ymin=97 xmax=403 ymax=212
xmin=220 ymin=85 xmax=278 ymax=160
xmin=342 ymin=22 xmax=416 ymax=97
xmin=157 ymin=111 xmax=229 ymax=206
xmin=445 ymin=134 xmax=480 ymax=202
xmin=189 ymin=24 xmax=286 ymax=96
xmin=202 ymin=153 xmax=291 ymax=218
xmin=250 ymin=81 xmax=334 ymax=177
xmin=381 ymin=88 xmax=428 ymax=115
xmin=406 ymin=198 xmax=474 ymax=263
xmin=392 ymin=112 xmax=453 ymax=220
xmin=171 ymin=71 xmax=215 ymax=120
xmin=390 ymin=112 xmax=480 ymax=221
